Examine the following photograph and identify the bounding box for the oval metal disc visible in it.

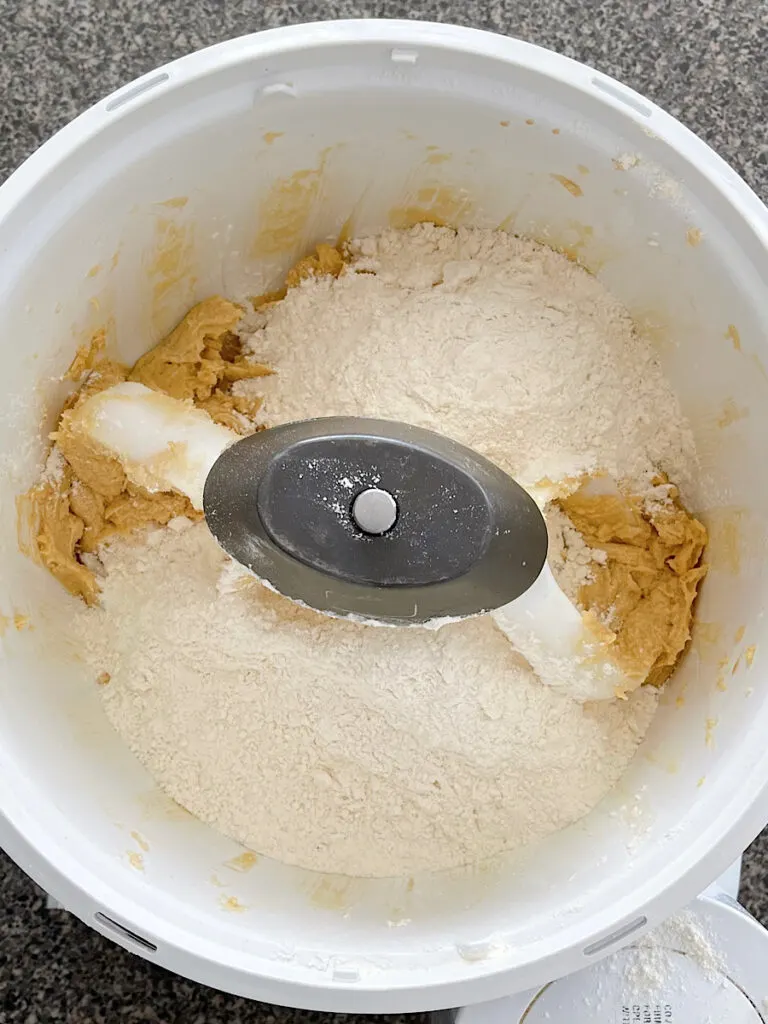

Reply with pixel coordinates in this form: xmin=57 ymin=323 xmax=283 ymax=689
xmin=203 ymin=417 xmax=548 ymax=624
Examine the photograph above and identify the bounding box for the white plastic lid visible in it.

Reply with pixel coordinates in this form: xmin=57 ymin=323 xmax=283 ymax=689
xmin=520 ymin=948 xmax=760 ymax=1022
xmin=455 ymin=896 xmax=768 ymax=1024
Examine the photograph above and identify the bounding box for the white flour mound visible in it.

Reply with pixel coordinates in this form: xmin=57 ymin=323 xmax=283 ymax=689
xmin=73 ymin=224 xmax=695 ymax=877
xmin=237 ymin=223 xmax=694 ymax=495
xmin=77 ymin=520 xmax=658 ymax=877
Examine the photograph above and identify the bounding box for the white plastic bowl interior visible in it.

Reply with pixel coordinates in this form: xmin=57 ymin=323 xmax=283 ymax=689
xmin=1 ymin=20 xmax=768 ymax=1014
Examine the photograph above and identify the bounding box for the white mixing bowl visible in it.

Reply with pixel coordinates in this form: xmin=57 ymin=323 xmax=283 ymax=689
xmin=1 ymin=20 xmax=768 ymax=1014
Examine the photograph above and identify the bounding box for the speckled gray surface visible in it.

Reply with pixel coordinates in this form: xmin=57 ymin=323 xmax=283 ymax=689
xmin=1 ymin=0 xmax=767 ymax=1020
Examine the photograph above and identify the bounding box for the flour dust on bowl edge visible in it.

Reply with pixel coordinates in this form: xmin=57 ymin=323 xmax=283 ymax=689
xmin=1 ymin=20 xmax=768 ymax=1013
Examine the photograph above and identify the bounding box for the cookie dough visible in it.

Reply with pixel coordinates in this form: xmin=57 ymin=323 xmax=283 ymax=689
xmin=560 ymin=483 xmax=707 ymax=688
xmin=64 ymin=326 xmax=108 ymax=382
xmin=128 ymin=296 xmax=270 ymax=402
xmin=17 ymin=464 xmax=101 ymax=605
xmin=251 ymin=242 xmax=346 ymax=309
xmin=284 ymin=242 xmax=345 ymax=289
xmin=21 ymin=295 xmax=273 ymax=603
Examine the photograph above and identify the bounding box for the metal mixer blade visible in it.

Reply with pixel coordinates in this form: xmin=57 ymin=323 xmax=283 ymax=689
xmin=203 ymin=416 xmax=548 ymax=624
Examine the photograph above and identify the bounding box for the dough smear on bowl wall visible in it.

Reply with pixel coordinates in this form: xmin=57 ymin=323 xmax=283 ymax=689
xmin=20 ymin=223 xmax=708 ymax=877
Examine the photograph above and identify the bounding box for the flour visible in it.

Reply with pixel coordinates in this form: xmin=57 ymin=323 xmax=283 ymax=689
xmin=546 ymin=505 xmax=606 ymax=602
xmin=71 ymin=224 xmax=696 ymax=877
xmin=41 ymin=445 xmax=66 ymax=484
xmin=238 ymin=224 xmax=695 ymax=497
xmin=624 ymin=910 xmax=728 ymax=991
xmin=73 ymin=520 xmax=658 ymax=877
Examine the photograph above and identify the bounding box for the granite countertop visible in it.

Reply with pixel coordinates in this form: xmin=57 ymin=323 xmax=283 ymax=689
xmin=1 ymin=0 xmax=767 ymax=1020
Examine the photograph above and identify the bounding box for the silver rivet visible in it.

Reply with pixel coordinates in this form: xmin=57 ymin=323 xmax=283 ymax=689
xmin=351 ymin=488 xmax=398 ymax=535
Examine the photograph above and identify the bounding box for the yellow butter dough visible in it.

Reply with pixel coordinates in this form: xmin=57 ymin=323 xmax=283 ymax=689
xmin=560 ymin=483 xmax=707 ymax=689
xmin=21 ymin=246 xmax=348 ymax=606
xmin=20 ymin=296 xmax=267 ymax=603
xmin=56 ymin=416 xmax=127 ymax=500
xmin=129 ymin=296 xmax=270 ymax=402
xmin=17 ymin=465 xmax=100 ymax=606
xmin=64 ymin=326 xmax=108 ymax=381
xmin=251 ymin=243 xmax=346 ymax=309
xmin=284 ymin=243 xmax=345 ymax=289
